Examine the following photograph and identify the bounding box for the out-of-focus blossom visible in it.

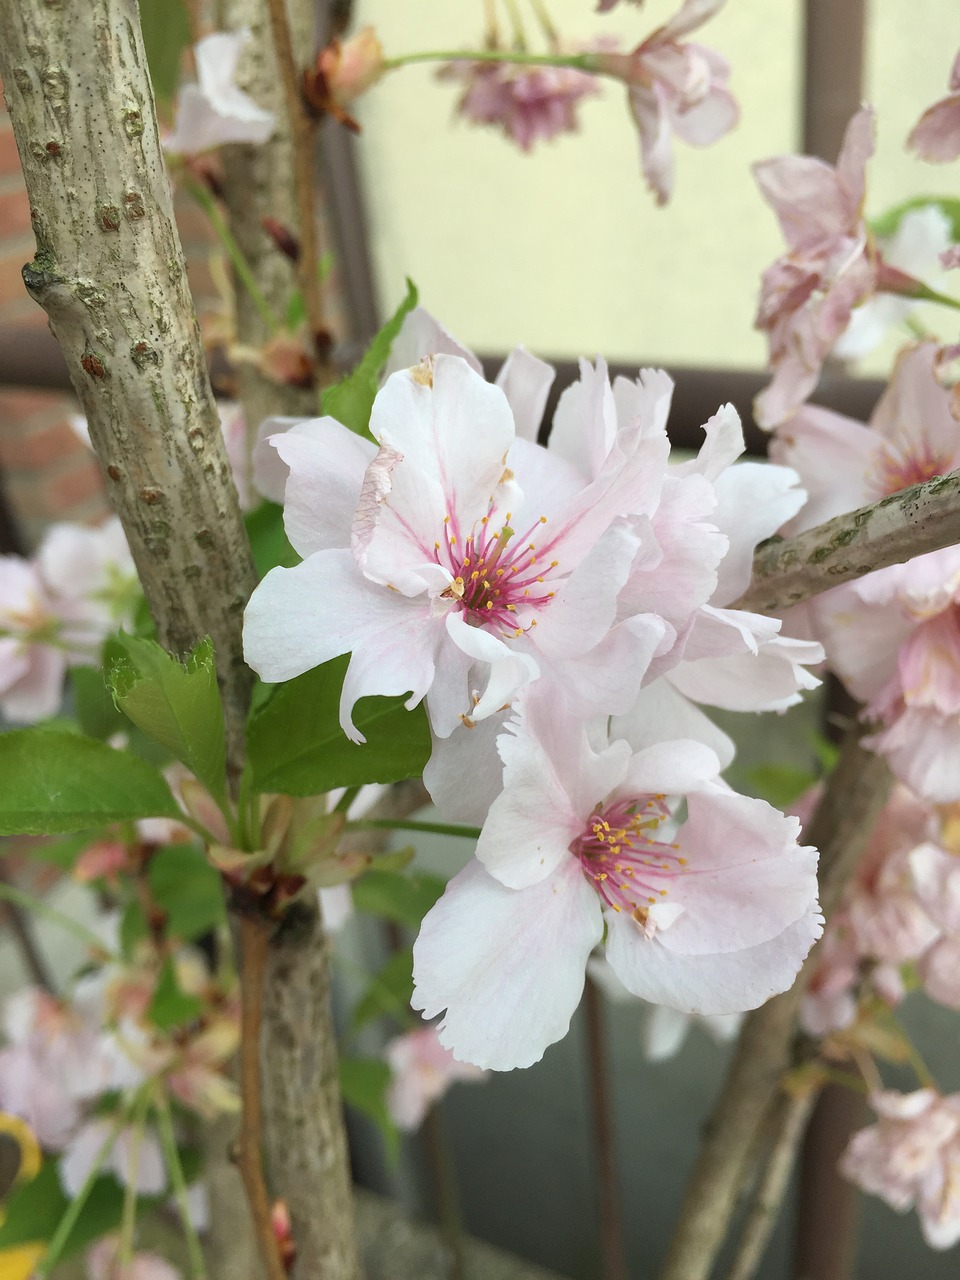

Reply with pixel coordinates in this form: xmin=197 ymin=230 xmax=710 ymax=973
xmin=304 ymin=28 xmax=385 ymax=127
xmin=385 ymin=1026 xmax=487 ymax=1129
xmin=908 ymin=51 xmax=960 ymax=163
xmin=591 ymin=0 xmax=737 ymax=204
xmin=834 ymin=206 xmax=955 ymax=360
xmin=753 ymin=106 xmax=877 ymax=427
xmin=164 ymin=31 xmax=275 ymax=156
xmin=0 ymin=555 xmax=68 ymax=722
xmin=87 ymin=1236 xmax=181 ymax=1280
xmin=60 ymin=1117 xmax=167 ymax=1198
xmin=412 ymin=686 xmax=821 ymax=1069
xmin=842 ymin=1089 xmax=960 ymax=1249
xmin=908 ymin=840 xmax=960 ymax=1008
xmin=441 ymin=56 xmax=599 ymax=152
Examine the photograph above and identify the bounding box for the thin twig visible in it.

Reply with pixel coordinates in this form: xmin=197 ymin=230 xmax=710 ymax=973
xmin=584 ymin=975 xmax=628 ymax=1280
xmin=723 ymin=1087 xmax=820 ymax=1280
xmin=0 ymin=880 xmax=110 ymax=956
xmin=733 ymin=470 xmax=960 ymax=615
xmin=155 ymin=1091 xmax=210 ymax=1280
xmin=422 ymin=1103 xmax=467 ymax=1280
xmin=793 ymin=1083 xmax=867 ymax=1280
xmin=656 ymin=724 xmax=892 ymax=1280
xmin=264 ymin=0 xmax=327 ymax=360
xmin=237 ymin=912 xmax=288 ymax=1280
xmin=0 ymin=867 xmax=56 ymax=990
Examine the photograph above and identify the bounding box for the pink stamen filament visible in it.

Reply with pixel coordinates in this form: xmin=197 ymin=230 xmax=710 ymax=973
xmin=571 ymin=795 xmax=686 ymax=922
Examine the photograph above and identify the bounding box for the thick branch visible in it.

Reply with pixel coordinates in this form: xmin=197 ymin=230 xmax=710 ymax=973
xmin=657 ymin=727 xmax=891 ymax=1280
xmin=734 ymin=470 xmax=960 ymax=616
xmin=0 ymin=0 xmax=257 ymax=756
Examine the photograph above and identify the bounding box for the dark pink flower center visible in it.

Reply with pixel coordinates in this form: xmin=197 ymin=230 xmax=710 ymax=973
xmin=435 ymin=506 xmax=560 ymax=635
xmin=872 ymin=438 xmax=952 ymax=498
xmin=570 ymin=795 xmax=685 ymax=924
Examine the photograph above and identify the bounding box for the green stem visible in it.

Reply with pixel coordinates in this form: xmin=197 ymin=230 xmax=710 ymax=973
xmin=383 ymin=47 xmax=597 ymax=73
xmin=118 ymin=1090 xmax=151 ymax=1265
xmin=334 ymin=785 xmax=362 ymax=814
xmin=344 ymin=818 xmax=481 ymax=840
xmin=528 ymin=0 xmax=559 ymax=46
xmin=36 ymin=1118 xmax=122 ymax=1276
xmin=186 ymin=180 xmax=280 ymax=335
xmin=155 ymin=1091 xmax=210 ymax=1280
xmin=903 ymin=281 xmax=960 ymax=312
xmin=503 ymin=0 xmax=529 ymax=48
xmin=0 ymin=881 xmax=112 ymax=955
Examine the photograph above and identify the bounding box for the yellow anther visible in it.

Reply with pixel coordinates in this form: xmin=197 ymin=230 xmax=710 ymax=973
xmin=496 ymin=568 xmax=505 ymax=577
xmin=506 ymin=604 xmax=516 ymax=612
xmin=486 ymin=601 xmax=493 ymax=610
xmin=434 ymin=541 xmax=440 ymax=550
xmin=678 ymin=857 xmax=687 ymax=865
xmin=514 ymin=628 xmax=523 ymax=637
xmin=539 ymin=515 xmax=547 ymax=524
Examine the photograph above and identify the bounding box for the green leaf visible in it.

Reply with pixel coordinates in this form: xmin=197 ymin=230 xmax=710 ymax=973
xmin=246 ymin=656 xmax=431 ymax=796
xmin=321 ymin=279 xmax=418 ymax=440
xmin=351 ymin=947 xmax=414 ymax=1031
xmin=70 ymin=664 xmax=131 ymax=741
xmin=109 ymin=635 xmax=227 ymax=804
xmin=148 ymin=957 xmax=205 ymax=1030
xmin=120 ymin=899 xmax=148 ymax=958
xmin=743 ymin=764 xmax=815 ymax=810
xmin=0 ymin=1159 xmax=123 ymax=1257
xmin=870 ymin=196 xmax=960 ymax=241
xmin=138 ymin=0 xmax=192 ymax=108
xmin=351 ymin=869 xmax=446 ymax=930
xmin=0 ymin=731 xmax=179 ymax=835
xmin=246 ymin=501 xmax=300 ymax=579
xmin=147 ymin=843 xmax=226 ymax=941
xmin=338 ymin=1057 xmax=399 ymax=1159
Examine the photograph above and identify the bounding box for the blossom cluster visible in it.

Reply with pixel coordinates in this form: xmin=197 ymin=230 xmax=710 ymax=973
xmin=243 ymin=306 xmax=825 ymax=1070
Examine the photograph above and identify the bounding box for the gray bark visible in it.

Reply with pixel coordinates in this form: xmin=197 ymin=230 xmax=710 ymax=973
xmin=0 ymin=0 xmax=257 ymax=753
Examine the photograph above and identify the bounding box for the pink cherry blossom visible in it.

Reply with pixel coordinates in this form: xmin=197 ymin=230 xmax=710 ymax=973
xmin=592 ymin=0 xmax=738 ymax=204
xmin=842 ymin=1089 xmax=960 ymax=1249
xmin=37 ymin=517 xmax=138 ymax=659
xmin=87 ymin=1236 xmax=181 ymax=1280
xmin=753 ymin=106 xmax=877 ymax=427
xmin=385 ymin=1026 xmax=487 ymax=1130
xmin=60 ymin=1117 xmax=167 ymax=1198
xmin=244 ymin=352 xmax=674 ymax=745
xmin=440 ymin=56 xmax=599 ymax=153
xmin=0 ymin=554 xmax=68 ymax=721
xmin=163 ymin=31 xmax=275 ymax=156
xmin=411 ymin=686 xmax=821 ymax=1069
xmin=908 ymin=51 xmax=960 ymax=163
xmin=908 ymin=840 xmax=960 ymax=1009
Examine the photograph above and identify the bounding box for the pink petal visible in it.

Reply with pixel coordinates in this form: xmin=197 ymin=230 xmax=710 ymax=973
xmin=272 ymin=419 xmax=376 ymax=558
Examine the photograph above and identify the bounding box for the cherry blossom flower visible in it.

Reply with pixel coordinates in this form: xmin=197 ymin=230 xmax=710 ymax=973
xmin=0 ymin=555 xmax=68 ymax=721
xmin=753 ymin=106 xmax=877 ymax=427
xmin=842 ymin=1089 xmax=960 ymax=1248
xmin=60 ymin=1117 xmax=167 ymax=1198
xmin=411 ymin=687 xmax=821 ymax=1069
xmin=304 ymin=28 xmax=385 ymax=127
xmin=908 ymin=51 xmax=960 ymax=163
xmin=833 ymin=205 xmax=955 ymax=360
xmin=440 ymin=56 xmax=599 ymax=152
xmin=908 ymin=840 xmax=960 ymax=1009
xmin=163 ymin=31 xmax=275 ymax=156
xmin=385 ymin=1027 xmax=487 ymax=1130
xmin=592 ymin=0 xmax=738 ymax=204
xmin=87 ymin=1237 xmax=181 ymax=1280
xmin=244 ymin=352 xmax=673 ymax=745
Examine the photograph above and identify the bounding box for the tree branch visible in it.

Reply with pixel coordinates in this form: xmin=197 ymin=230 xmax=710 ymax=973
xmin=0 ymin=0 xmax=257 ymax=762
xmin=733 ymin=470 xmax=960 ymax=616
xmin=656 ymin=725 xmax=891 ymax=1280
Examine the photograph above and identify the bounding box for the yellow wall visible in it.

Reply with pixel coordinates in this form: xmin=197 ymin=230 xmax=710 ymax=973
xmin=354 ymin=0 xmax=957 ymax=372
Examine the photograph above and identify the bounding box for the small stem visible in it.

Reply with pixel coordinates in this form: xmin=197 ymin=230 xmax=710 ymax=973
xmin=882 ymin=1009 xmax=938 ymax=1089
xmin=422 ymin=1104 xmax=467 ymax=1280
xmin=723 ymin=1087 xmax=820 ymax=1280
xmin=528 ymin=0 xmax=559 ymax=47
xmin=264 ymin=0 xmax=328 ymax=363
xmin=334 ymin=785 xmax=362 ymax=814
xmin=344 ymin=818 xmax=480 ymax=840
xmin=384 ymin=48 xmax=596 ymax=72
xmin=903 ymin=281 xmax=960 ymax=311
xmin=187 ymin=180 xmax=280 ymax=335
xmin=36 ymin=1118 xmax=122 ymax=1276
xmin=0 ymin=881 xmax=112 ymax=956
xmin=237 ymin=913 xmax=288 ymax=1280
xmin=155 ymin=1091 xmax=209 ymax=1280
xmin=483 ymin=0 xmax=500 ymax=45
xmin=584 ymin=975 xmax=628 ymax=1280
xmin=118 ymin=1091 xmax=150 ymax=1265
xmin=503 ymin=0 xmax=528 ymax=47
xmin=0 ymin=868 xmax=56 ymax=990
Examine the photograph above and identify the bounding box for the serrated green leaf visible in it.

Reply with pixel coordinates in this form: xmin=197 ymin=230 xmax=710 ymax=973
xmin=148 ymin=956 xmax=205 ymax=1030
xmin=321 ymin=279 xmax=418 ymax=440
xmin=109 ymin=634 xmax=226 ymax=804
xmin=0 ymin=1159 xmax=123 ymax=1257
xmin=139 ymin=0 xmax=192 ymax=107
xmin=70 ymin=664 xmax=131 ymax=741
xmin=338 ymin=1056 xmax=399 ymax=1159
xmin=351 ymin=869 xmax=446 ymax=930
xmin=870 ymin=196 xmax=960 ymax=241
xmin=246 ymin=656 xmax=431 ymax=796
xmin=0 ymin=731 xmax=178 ymax=835
xmin=351 ymin=947 xmax=414 ymax=1031
xmin=246 ymin=501 xmax=300 ymax=579
xmin=147 ymin=843 xmax=226 ymax=941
